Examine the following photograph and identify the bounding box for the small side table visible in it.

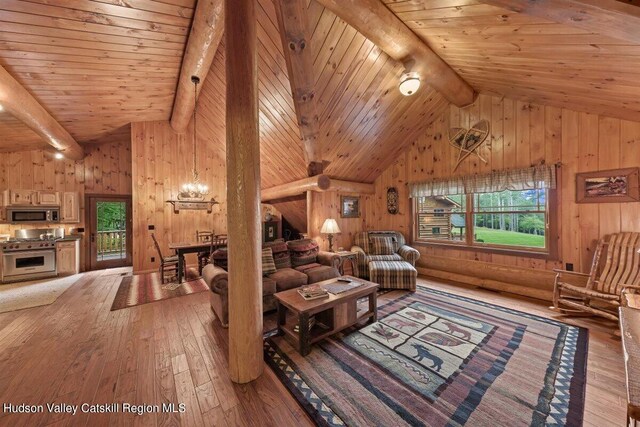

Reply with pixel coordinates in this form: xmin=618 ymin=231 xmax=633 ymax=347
xmin=335 ymin=251 xmax=359 ymax=277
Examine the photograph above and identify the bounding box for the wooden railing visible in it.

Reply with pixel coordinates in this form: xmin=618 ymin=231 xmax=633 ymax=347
xmin=97 ymin=230 xmax=126 ymax=259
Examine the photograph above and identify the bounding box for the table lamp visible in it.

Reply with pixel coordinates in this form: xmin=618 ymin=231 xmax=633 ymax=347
xmin=321 ymin=218 xmax=341 ymax=252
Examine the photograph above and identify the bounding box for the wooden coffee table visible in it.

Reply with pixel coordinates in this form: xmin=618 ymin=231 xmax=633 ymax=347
xmin=274 ymin=276 xmax=378 ymax=356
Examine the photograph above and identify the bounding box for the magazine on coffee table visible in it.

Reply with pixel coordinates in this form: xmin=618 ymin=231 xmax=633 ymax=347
xmin=297 ymin=284 xmax=329 ymax=300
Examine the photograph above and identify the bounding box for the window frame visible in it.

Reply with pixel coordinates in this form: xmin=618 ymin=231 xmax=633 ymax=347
xmin=411 ymin=189 xmax=559 ymax=260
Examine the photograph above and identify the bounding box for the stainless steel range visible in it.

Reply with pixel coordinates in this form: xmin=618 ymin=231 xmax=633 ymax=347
xmin=1 ymin=228 xmax=64 ymax=283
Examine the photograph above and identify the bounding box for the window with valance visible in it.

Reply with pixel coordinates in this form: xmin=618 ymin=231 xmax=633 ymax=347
xmin=410 ymin=165 xmax=558 ymax=256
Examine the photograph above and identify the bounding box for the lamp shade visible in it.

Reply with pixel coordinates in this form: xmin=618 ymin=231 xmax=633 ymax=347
xmin=321 ymin=218 xmax=341 ymax=234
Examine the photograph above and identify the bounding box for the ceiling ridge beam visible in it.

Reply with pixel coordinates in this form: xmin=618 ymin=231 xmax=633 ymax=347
xmin=170 ymin=0 xmax=224 ymax=133
xmin=479 ymin=0 xmax=640 ymax=45
xmin=274 ymin=0 xmax=324 ymax=177
xmin=0 ymin=65 xmax=83 ymax=159
xmin=314 ymin=0 xmax=476 ymax=108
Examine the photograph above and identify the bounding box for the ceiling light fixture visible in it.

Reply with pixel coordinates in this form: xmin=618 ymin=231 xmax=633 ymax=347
xmin=54 ymin=152 xmax=64 ymax=160
xmin=178 ymin=76 xmax=209 ymax=201
xmin=399 ymin=71 xmax=421 ymax=96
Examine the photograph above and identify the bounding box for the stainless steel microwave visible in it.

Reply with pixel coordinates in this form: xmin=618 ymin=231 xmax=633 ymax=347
xmin=6 ymin=207 xmax=60 ymax=223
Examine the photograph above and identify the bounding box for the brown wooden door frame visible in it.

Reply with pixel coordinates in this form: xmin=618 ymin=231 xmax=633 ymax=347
xmin=85 ymin=194 xmax=133 ymax=271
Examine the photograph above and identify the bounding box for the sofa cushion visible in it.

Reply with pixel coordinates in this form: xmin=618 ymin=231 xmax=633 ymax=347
xmin=287 ymin=239 xmax=319 ymax=267
xmin=262 ymin=248 xmax=277 ymax=276
xmin=262 ymin=276 xmax=277 ymax=296
xmin=264 ymin=241 xmax=291 ymax=269
xmin=268 ymin=268 xmax=308 ymax=291
xmin=305 ymin=265 xmax=341 ymax=284
xmin=370 ymin=236 xmax=395 ymax=255
xmin=211 ymin=247 xmax=228 ymax=270
xmin=294 ymin=263 xmax=323 ymax=274
xmin=368 ymin=254 xmax=403 ymax=262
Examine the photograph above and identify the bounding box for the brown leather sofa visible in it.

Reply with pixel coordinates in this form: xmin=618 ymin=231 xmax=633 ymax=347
xmin=203 ymin=239 xmax=340 ymax=327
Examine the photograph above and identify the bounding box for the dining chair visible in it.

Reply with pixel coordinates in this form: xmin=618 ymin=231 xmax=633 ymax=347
xmin=151 ymin=233 xmax=186 ymax=284
xmin=211 ymin=234 xmax=228 ymax=252
xmin=196 ymin=230 xmax=215 ymax=275
xmin=196 ymin=230 xmax=214 ymax=242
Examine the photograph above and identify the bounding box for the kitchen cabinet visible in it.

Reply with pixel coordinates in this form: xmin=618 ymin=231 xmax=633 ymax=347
xmin=61 ymin=192 xmax=80 ymax=223
xmin=57 ymin=240 xmax=80 ymax=276
xmin=38 ymin=191 xmax=60 ymax=206
xmin=3 ymin=189 xmax=39 ymax=206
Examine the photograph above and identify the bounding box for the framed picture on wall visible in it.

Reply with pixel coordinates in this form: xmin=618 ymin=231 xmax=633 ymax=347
xmin=340 ymin=196 xmax=360 ymax=218
xmin=263 ymin=221 xmax=278 ymax=243
xmin=576 ymin=167 xmax=640 ymax=203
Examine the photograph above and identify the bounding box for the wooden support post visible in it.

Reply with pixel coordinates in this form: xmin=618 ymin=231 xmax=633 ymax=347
xmin=226 ymin=0 xmax=263 ymax=384
xmin=274 ymin=0 xmax=324 ymax=176
xmin=0 ymin=65 xmax=84 ymax=159
xmin=306 ymin=190 xmax=313 ymax=237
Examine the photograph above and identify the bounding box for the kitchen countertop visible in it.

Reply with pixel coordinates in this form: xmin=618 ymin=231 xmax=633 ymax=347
xmin=58 ymin=235 xmax=83 ymax=242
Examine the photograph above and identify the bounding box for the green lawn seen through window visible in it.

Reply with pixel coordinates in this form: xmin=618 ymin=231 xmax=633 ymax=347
xmin=474 ymin=227 xmax=545 ymax=248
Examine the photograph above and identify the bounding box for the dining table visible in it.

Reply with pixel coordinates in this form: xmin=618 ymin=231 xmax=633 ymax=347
xmin=168 ymin=241 xmax=215 ymax=283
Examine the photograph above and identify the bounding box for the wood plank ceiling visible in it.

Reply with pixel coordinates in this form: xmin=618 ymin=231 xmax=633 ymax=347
xmin=210 ymin=0 xmax=451 ymax=187
xmin=0 ymin=0 xmax=450 ymax=188
xmin=0 ymin=0 xmax=196 ymax=150
xmin=383 ymin=0 xmax=640 ymax=122
xmin=1 ymin=0 xmax=639 ymax=188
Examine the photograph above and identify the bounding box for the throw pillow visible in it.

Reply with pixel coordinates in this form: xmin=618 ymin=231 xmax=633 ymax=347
xmin=287 ymin=239 xmax=319 ymax=267
xmin=262 ymin=248 xmax=277 ymax=276
xmin=263 ymin=240 xmax=291 ymax=269
xmin=370 ymin=236 xmax=395 ymax=255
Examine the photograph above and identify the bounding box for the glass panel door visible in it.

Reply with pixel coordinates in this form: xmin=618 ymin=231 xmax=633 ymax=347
xmin=96 ymin=201 xmax=127 ymax=262
xmin=88 ymin=196 xmax=132 ymax=270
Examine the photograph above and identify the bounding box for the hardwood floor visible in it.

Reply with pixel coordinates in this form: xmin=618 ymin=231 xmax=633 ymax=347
xmin=0 ymin=269 xmax=626 ymax=426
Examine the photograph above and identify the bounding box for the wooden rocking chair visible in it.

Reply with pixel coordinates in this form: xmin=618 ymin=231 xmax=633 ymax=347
xmin=552 ymin=232 xmax=640 ymax=322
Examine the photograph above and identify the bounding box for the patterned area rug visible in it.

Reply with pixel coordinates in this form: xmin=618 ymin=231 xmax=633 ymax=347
xmin=110 ymin=268 xmax=208 ymax=311
xmin=265 ymin=286 xmax=588 ymax=427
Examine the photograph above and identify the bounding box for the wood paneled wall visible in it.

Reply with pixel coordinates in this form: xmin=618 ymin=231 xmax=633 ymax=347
xmin=131 ymin=120 xmax=227 ymax=273
xmin=0 ymin=139 xmax=132 ymax=270
xmin=308 ymin=191 xmax=365 ymax=251
xmin=359 ymin=94 xmax=640 ymax=295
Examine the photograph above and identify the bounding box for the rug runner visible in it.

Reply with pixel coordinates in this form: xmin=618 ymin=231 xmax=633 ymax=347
xmin=110 ymin=268 xmax=208 ymax=310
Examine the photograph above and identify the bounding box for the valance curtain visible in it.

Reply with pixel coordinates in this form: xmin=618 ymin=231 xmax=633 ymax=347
xmin=409 ymin=164 xmax=557 ymax=198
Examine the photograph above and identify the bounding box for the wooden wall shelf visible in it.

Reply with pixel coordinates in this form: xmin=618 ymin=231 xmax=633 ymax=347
xmin=166 ymin=200 xmax=219 ymax=213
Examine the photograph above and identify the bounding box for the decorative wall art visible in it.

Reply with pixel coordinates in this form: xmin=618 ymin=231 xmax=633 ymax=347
xmin=340 ymin=195 xmax=361 ymax=218
xmin=576 ymin=167 xmax=639 ymax=203
xmin=449 ymin=119 xmax=490 ymax=172
xmin=387 ymin=187 xmax=399 ymax=214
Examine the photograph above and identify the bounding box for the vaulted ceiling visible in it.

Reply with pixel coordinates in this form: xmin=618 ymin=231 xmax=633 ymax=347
xmin=0 ymin=0 xmax=193 ymax=150
xmin=384 ymin=0 xmax=640 ymax=122
xmin=0 ymin=0 xmax=639 ymax=186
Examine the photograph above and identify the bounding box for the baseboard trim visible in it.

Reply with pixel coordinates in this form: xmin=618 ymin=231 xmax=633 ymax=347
xmin=417 ymin=266 xmax=553 ymax=302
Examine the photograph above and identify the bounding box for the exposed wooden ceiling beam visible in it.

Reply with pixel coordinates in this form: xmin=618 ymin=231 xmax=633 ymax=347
xmin=314 ymin=0 xmax=476 ymax=107
xmin=274 ymin=0 xmax=324 ymax=177
xmin=170 ymin=0 xmax=224 ymax=132
xmin=480 ymin=0 xmax=640 ymax=44
xmin=261 ymin=175 xmax=375 ymax=202
xmin=0 ymin=65 xmax=83 ymax=160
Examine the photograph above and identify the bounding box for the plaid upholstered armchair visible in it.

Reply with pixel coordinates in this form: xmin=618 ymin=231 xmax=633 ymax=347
xmin=351 ymin=231 xmax=420 ymax=290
